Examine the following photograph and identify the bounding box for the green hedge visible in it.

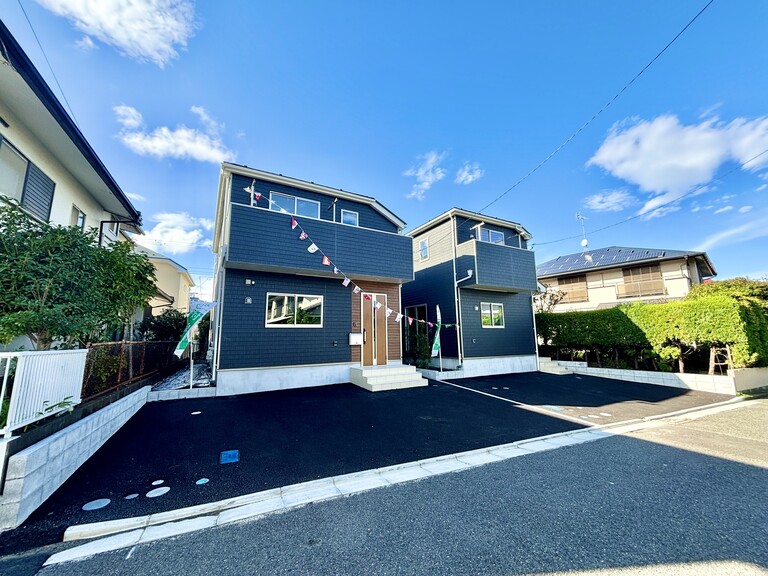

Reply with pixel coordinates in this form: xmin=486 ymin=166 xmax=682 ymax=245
xmin=537 ymin=294 xmax=768 ymax=370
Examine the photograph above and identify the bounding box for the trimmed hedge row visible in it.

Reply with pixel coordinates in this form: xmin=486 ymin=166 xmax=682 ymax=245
xmin=536 ymin=294 xmax=768 ymax=370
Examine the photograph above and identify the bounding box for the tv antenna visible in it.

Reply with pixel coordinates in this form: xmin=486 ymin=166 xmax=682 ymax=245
xmin=576 ymin=212 xmax=592 ymax=263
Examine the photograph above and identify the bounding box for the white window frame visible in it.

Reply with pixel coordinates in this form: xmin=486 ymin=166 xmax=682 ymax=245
xmin=418 ymin=238 xmax=429 ymax=261
xmin=0 ymin=138 xmax=28 ymax=203
xmin=479 ymin=228 xmax=505 ymax=245
xmin=340 ymin=209 xmax=358 ymax=226
xmin=480 ymin=302 xmax=505 ymax=329
xmin=269 ymin=191 xmax=321 ymax=220
xmin=71 ymin=206 xmax=86 ymax=231
xmin=265 ymin=292 xmax=324 ymax=328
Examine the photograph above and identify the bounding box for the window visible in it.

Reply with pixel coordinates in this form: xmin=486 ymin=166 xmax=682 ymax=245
xmin=341 ymin=209 xmax=358 ymax=226
xmin=265 ymin=293 xmax=323 ymax=327
xmin=404 ymin=304 xmax=427 ymax=353
xmin=558 ymin=275 xmax=588 ymax=303
xmin=479 ymin=228 xmax=505 ymax=245
xmin=619 ymin=264 xmax=664 ymax=298
xmin=0 ymin=139 xmax=28 ymax=202
xmin=71 ymin=206 xmax=86 ymax=231
xmin=481 ymin=302 xmax=504 ymax=328
xmin=269 ymin=192 xmax=321 ymax=219
xmin=108 ymin=221 xmax=120 ymax=235
xmin=418 ymin=238 xmax=429 ymax=261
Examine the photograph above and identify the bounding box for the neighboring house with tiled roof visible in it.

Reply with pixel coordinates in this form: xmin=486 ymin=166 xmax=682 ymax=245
xmin=536 ymin=246 xmax=717 ymax=312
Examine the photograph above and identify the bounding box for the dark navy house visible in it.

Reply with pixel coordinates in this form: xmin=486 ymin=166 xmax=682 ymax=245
xmin=211 ymin=163 xmax=425 ymax=394
xmin=402 ymin=208 xmax=539 ymax=377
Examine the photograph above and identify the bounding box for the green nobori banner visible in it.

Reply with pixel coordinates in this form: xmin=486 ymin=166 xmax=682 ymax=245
xmin=174 ymin=301 xmax=217 ymax=358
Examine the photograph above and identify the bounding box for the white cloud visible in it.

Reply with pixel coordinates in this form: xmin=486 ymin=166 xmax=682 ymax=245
xmin=404 ymin=151 xmax=447 ymax=200
xmin=695 ymin=213 xmax=768 ymax=251
xmin=583 ymin=189 xmax=636 ymax=212
xmin=114 ymin=105 xmax=234 ymax=163
xmin=36 ymin=0 xmax=196 ymax=67
xmin=454 ymin=161 xmax=484 ymax=185
xmin=114 ymin=104 xmax=144 ymax=129
xmin=126 ymin=191 xmax=146 ymax=202
xmin=739 ymin=205 xmax=753 ymax=213
xmin=757 ymin=184 xmax=767 ymax=192
xmin=713 ymin=205 xmax=733 ymax=214
xmin=134 ymin=212 xmax=213 ymax=255
xmin=588 ymin=114 xmax=768 ymax=216
xmin=75 ymin=35 xmax=96 ymax=50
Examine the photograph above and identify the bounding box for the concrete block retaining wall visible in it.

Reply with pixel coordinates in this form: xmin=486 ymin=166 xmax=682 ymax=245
xmin=420 ymin=355 xmax=538 ymax=381
xmin=0 ymin=387 xmax=149 ymax=531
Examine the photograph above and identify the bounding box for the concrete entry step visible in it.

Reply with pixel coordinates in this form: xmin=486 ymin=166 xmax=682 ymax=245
xmin=350 ymin=365 xmax=429 ymax=392
xmin=537 ymin=357 xmax=573 ymax=376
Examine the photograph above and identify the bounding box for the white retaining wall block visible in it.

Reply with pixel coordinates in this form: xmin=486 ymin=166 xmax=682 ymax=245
xmin=419 ymin=355 xmax=538 ymax=381
xmin=0 ymin=387 xmax=150 ymax=531
xmin=728 ymin=367 xmax=768 ymax=393
xmin=567 ymin=365 xmax=736 ymax=395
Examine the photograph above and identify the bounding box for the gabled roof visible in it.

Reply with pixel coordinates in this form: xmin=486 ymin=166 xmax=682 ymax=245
xmin=407 ymin=207 xmax=532 ymax=240
xmin=220 ymin=163 xmax=407 ymax=231
xmin=134 ymin=244 xmax=195 ymax=286
xmin=0 ymin=21 xmax=141 ymax=229
xmin=537 ymin=246 xmax=717 ymax=278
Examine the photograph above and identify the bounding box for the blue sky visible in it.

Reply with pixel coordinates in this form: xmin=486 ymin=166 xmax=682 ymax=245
xmin=4 ymin=1 xmax=768 ymax=298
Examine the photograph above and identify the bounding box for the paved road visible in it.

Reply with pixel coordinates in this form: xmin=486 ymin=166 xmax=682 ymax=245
xmin=33 ymin=400 xmax=768 ymax=576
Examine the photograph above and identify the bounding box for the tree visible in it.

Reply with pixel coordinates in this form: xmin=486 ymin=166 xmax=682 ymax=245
xmin=0 ymin=201 xmax=156 ymax=349
xmin=533 ymin=283 xmax=566 ymax=313
xmin=136 ymin=309 xmax=188 ymax=342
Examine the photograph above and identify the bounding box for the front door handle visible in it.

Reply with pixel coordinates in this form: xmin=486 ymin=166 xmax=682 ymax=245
xmin=363 ymin=329 xmax=367 ymax=344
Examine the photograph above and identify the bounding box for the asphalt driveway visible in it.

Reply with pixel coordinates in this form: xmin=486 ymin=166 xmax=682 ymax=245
xmin=0 ymin=373 xmax=732 ymax=557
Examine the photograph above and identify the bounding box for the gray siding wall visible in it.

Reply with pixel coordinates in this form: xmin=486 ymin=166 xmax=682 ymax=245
xmin=460 ymin=289 xmax=535 ymax=358
xmin=474 ymin=242 xmax=537 ymax=291
xmin=219 ymin=269 xmax=352 ymax=369
xmin=231 ymin=173 xmax=398 ymax=233
xmin=22 ymin=163 xmax=54 ymax=222
xmin=401 ymin=261 xmax=459 ymax=358
xmin=228 ymin=204 xmax=412 ymax=282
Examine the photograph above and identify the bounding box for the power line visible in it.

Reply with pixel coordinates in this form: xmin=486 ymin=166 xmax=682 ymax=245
xmin=16 ymin=0 xmax=80 ymax=126
xmin=531 ymin=146 xmax=768 ymax=248
xmin=408 ymin=0 xmax=717 ymax=262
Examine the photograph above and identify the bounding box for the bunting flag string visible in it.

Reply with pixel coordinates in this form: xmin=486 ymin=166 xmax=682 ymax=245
xmin=248 ymin=184 xmax=461 ymax=332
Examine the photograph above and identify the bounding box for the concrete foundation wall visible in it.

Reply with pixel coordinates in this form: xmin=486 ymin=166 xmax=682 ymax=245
xmin=728 ymin=367 xmax=768 ymax=393
xmin=216 ymin=363 xmax=356 ymax=395
xmin=419 ymin=355 xmax=537 ymax=381
xmin=0 ymin=386 xmax=149 ymax=531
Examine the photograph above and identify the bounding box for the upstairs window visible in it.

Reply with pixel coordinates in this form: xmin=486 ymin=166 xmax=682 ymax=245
xmin=71 ymin=206 xmax=86 ymax=231
xmin=559 ymin=275 xmax=588 ymax=303
xmin=0 ymin=139 xmax=28 ymax=202
xmin=479 ymin=228 xmax=505 ymax=245
xmin=418 ymin=238 xmax=429 ymax=261
xmin=341 ymin=209 xmax=358 ymax=226
xmin=619 ymin=264 xmax=664 ymax=298
xmin=270 ymin=192 xmax=320 ymax=219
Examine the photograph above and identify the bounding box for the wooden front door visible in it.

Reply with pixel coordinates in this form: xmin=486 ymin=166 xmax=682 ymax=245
xmin=362 ymin=293 xmax=388 ymax=366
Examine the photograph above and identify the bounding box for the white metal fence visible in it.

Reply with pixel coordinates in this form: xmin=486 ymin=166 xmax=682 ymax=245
xmin=0 ymin=350 xmax=88 ymax=438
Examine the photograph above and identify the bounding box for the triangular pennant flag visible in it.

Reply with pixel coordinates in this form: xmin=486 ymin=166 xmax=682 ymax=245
xmin=333 ymin=267 xmax=339 ymax=275
xmin=374 ymin=301 xmax=382 ymax=310
xmin=395 ymin=313 xmax=403 ymax=323
xmin=363 ymin=294 xmax=372 ymax=300
xmin=322 ymin=255 xmax=331 ymax=266
xmin=353 ymin=286 xmax=361 ymax=294
xmin=307 ymin=243 xmax=319 ymax=253
xmin=407 ymin=317 xmax=413 ymax=326
xmin=244 ymin=180 xmax=255 ymax=194
xmin=254 ymin=191 xmax=261 ymax=201
xmin=386 ymin=308 xmax=393 ymax=317
xmin=428 ymin=322 xmax=434 ymax=328
xmin=342 ymin=277 xmax=351 ymax=287
xmin=291 ymin=217 xmax=298 ymax=230
xmin=299 ymin=231 xmax=308 ymax=240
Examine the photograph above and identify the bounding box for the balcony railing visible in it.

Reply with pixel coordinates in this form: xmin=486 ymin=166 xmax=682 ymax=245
xmin=458 ymin=239 xmax=537 ymax=292
xmin=560 ymin=287 xmax=589 ymax=303
xmin=617 ymin=279 xmax=666 ymax=298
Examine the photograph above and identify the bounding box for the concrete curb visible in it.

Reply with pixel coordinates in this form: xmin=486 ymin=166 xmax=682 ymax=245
xmin=45 ymin=396 xmax=752 ymax=566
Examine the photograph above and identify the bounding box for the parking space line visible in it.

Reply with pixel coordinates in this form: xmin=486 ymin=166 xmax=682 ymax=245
xmin=441 ymin=381 xmax=592 ymax=426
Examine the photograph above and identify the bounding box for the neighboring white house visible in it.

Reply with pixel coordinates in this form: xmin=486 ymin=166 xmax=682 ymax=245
xmin=0 ymin=20 xmax=142 ymax=241
xmin=134 ymin=245 xmax=195 ymax=316
xmin=537 ymin=246 xmax=717 ymax=313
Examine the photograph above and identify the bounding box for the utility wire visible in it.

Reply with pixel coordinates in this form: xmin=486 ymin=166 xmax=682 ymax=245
xmin=16 ymin=0 xmax=80 ymax=127
xmin=409 ymin=0 xmax=717 ymax=263
xmin=531 ymin=146 xmax=768 ymax=248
